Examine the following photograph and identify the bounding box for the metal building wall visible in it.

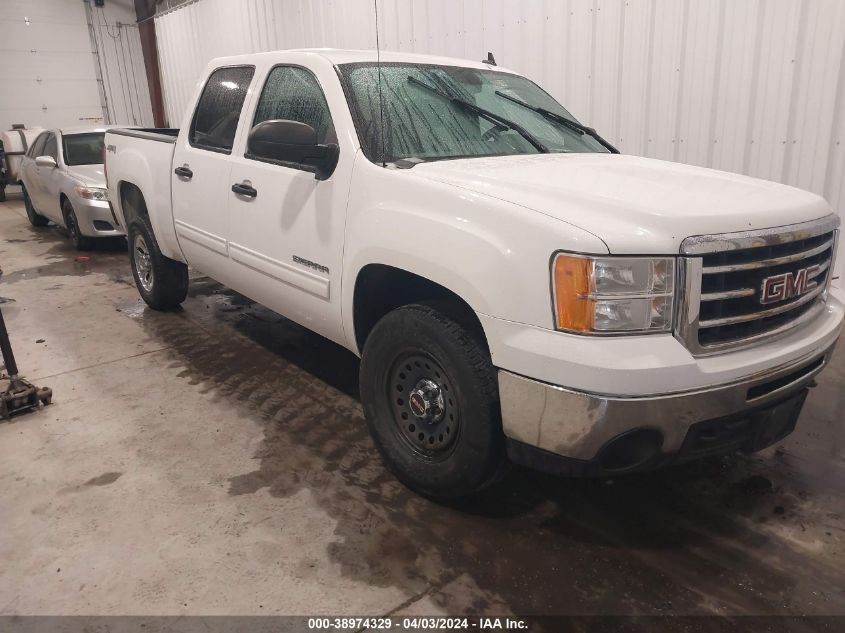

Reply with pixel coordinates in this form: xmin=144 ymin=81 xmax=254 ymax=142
xmin=89 ymin=0 xmax=156 ymax=127
xmin=155 ymin=0 xmax=845 ymax=281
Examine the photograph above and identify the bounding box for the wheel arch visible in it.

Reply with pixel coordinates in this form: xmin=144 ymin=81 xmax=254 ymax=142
xmin=59 ymin=192 xmax=71 ymax=224
xmin=115 ymin=178 xmax=185 ymax=263
xmin=118 ymin=181 xmax=149 ymax=227
xmin=351 ymin=263 xmax=490 ymax=355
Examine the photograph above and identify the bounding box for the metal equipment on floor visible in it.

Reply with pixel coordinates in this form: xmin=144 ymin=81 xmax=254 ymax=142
xmin=0 ymin=305 xmax=52 ymax=419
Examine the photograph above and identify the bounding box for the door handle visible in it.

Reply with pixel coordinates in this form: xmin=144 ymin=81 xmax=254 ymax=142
xmin=231 ymin=182 xmax=257 ymax=198
xmin=174 ymin=165 xmax=193 ymax=179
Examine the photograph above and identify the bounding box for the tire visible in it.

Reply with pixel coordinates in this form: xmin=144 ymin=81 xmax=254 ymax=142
xmin=128 ymin=214 xmax=188 ymax=310
xmin=360 ymin=304 xmax=505 ymax=499
xmin=62 ymin=199 xmax=94 ymax=250
xmin=23 ymin=186 xmax=49 ymax=227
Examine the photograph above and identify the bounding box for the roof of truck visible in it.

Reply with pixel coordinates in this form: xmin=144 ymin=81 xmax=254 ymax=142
xmin=211 ymin=48 xmax=519 ymax=75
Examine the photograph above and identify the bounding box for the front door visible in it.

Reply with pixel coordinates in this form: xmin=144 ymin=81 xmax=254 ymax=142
xmin=226 ymin=64 xmax=352 ymax=345
xmin=171 ymin=65 xmax=255 ymax=281
xmin=31 ymin=132 xmax=61 ymax=220
xmin=39 ymin=132 xmax=64 ymax=222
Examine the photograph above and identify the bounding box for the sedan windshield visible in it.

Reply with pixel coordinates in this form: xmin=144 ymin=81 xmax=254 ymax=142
xmin=63 ymin=132 xmax=105 ymax=166
xmin=339 ymin=62 xmax=610 ymax=164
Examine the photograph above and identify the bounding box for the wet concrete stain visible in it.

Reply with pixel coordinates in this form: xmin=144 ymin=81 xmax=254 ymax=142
xmin=12 ymin=210 xmax=845 ymax=620
xmin=58 ymin=471 xmax=124 ymax=494
xmin=1 ymin=225 xmax=128 ymax=286
xmin=84 ymin=472 xmax=123 ymax=486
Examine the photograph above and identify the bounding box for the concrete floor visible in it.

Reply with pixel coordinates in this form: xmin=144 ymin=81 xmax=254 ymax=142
xmin=1 ymin=192 xmax=844 ymax=618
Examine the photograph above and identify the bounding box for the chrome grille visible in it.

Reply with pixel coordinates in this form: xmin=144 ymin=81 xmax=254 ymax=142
xmin=676 ymin=216 xmax=840 ymax=356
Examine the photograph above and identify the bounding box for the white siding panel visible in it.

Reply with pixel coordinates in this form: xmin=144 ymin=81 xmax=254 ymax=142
xmin=154 ymin=0 xmax=845 ymax=283
xmin=0 ymin=0 xmax=151 ymax=130
xmin=91 ymin=0 xmax=155 ymax=127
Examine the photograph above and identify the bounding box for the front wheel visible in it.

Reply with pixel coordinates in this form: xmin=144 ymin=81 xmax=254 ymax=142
xmin=359 ymin=304 xmax=505 ymax=500
xmin=128 ymin=216 xmax=188 ymax=310
xmin=63 ymin=199 xmax=94 ymax=250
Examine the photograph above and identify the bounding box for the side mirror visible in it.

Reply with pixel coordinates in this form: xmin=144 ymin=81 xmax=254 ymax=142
xmin=247 ymin=120 xmax=339 ymax=181
xmin=35 ymin=155 xmax=57 ymax=168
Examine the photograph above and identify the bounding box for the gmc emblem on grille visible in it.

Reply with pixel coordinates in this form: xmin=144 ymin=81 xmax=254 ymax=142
xmin=760 ymin=265 xmax=820 ymax=304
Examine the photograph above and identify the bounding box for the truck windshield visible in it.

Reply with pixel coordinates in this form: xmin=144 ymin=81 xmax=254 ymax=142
xmin=339 ymin=62 xmax=610 ymax=164
xmin=63 ymin=132 xmax=105 ymax=166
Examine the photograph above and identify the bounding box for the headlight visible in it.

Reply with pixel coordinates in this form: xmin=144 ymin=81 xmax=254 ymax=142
xmin=552 ymin=253 xmax=675 ymax=333
xmin=74 ymin=186 xmax=107 ymax=201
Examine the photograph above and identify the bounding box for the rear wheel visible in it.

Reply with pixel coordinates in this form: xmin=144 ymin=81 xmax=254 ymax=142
xmin=128 ymin=215 xmax=188 ymax=310
xmin=359 ymin=304 xmax=505 ymax=499
xmin=23 ymin=186 xmax=48 ymax=227
xmin=62 ymin=199 xmax=94 ymax=250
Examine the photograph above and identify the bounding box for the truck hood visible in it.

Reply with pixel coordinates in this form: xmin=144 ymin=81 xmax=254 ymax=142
xmin=410 ymin=153 xmax=834 ymax=254
xmin=66 ymin=164 xmax=105 ymax=188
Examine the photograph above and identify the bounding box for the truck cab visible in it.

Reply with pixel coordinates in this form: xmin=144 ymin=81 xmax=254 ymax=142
xmin=105 ymin=49 xmax=843 ymax=499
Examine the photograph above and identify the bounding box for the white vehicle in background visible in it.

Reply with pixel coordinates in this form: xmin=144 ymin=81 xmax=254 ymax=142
xmin=105 ymin=49 xmax=842 ymax=499
xmin=19 ymin=127 xmax=124 ymax=250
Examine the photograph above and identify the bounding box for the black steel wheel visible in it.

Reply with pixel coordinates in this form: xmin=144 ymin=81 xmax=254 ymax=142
xmin=23 ymin=187 xmax=48 ymax=227
xmin=360 ymin=303 xmax=505 ymax=499
xmin=388 ymin=352 xmax=460 ymax=460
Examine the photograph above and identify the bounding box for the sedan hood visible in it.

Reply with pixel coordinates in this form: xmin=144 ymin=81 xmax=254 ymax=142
xmin=410 ymin=153 xmax=834 ymax=254
xmin=67 ymin=164 xmax=105 ymax=188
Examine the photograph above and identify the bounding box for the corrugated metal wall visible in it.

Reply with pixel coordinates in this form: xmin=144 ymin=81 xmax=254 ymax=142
xmin=155 ymin=0 xmax=845 ymax=281
xmin=90 ymin=0 xmax=155 ymax=127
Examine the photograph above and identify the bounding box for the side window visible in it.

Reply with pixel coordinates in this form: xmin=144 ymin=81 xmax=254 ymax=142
xmin=43 ymin=134 xmax=58 ymax=160
xmin=29 ymin=133 xmax=47 ymax=158
xmin=252 ymin=66 xmax=335 ymax=145
xmin=189 ymin=66 xmax=255 ymax=153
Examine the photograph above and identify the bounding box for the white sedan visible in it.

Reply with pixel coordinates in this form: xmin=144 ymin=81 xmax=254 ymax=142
xmin=19 ymin=127 xmax=124 ymax=249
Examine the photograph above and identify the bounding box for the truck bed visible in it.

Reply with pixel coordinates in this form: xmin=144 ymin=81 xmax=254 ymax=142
xmin=104 ymin=127 xmax=182 ymax=262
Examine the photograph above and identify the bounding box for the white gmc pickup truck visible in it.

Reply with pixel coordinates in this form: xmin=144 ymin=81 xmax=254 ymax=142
xmin=105 ymin=49 xmax=843 ymax=499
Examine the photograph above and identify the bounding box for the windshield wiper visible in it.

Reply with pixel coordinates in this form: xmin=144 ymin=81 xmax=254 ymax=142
xmin=494 ymin=90 xmax=619 ymax=154
xmin=407 ymin=76 xmax=548 ymax=153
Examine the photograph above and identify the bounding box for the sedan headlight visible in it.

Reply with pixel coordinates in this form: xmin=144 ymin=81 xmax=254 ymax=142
xmin=74 ymin=186 xmax=107 ymax=201
xmin=552 ymin=253 xmax=675 ymax=333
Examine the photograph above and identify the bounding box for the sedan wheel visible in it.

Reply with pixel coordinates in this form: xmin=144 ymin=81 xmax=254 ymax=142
xmin=62 ymin=199 xmax=93 ymax=250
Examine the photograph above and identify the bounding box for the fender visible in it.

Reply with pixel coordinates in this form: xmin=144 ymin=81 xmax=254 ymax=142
xmin=341 ymin=156 xmax=608 ymax=352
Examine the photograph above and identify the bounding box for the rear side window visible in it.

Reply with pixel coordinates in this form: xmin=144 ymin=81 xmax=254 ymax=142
xmin=252 ymin=66 xmax=335 ymax=145
xmin=43 ymin=134 xmax=58 ymax=160
xmin=28 ymin=133 xmax=47 ymax=158
xmin=189 ymin=66 xmax=255 ymax=153
xmin=63 ymin=133 xmax=106 ymax=166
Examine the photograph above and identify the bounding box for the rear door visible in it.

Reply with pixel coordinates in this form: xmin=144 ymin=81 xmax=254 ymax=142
xmin=225 ymin=63 xmax=352 ymax=345
xmin=21 ymin=132 xmax=47 ymax=206
xmin=171 ymin=65 xmax=255 ymax=280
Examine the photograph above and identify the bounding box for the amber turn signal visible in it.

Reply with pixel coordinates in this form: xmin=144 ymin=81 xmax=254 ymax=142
xmin=552 ymin=255 xmax=594 ymax=332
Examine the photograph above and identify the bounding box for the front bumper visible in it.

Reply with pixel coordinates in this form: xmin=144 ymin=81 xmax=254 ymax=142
xmin=499 ymin=339 xmax=835 ymax=466
xmin=70 ymin=196 xmax=124 ymax=237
